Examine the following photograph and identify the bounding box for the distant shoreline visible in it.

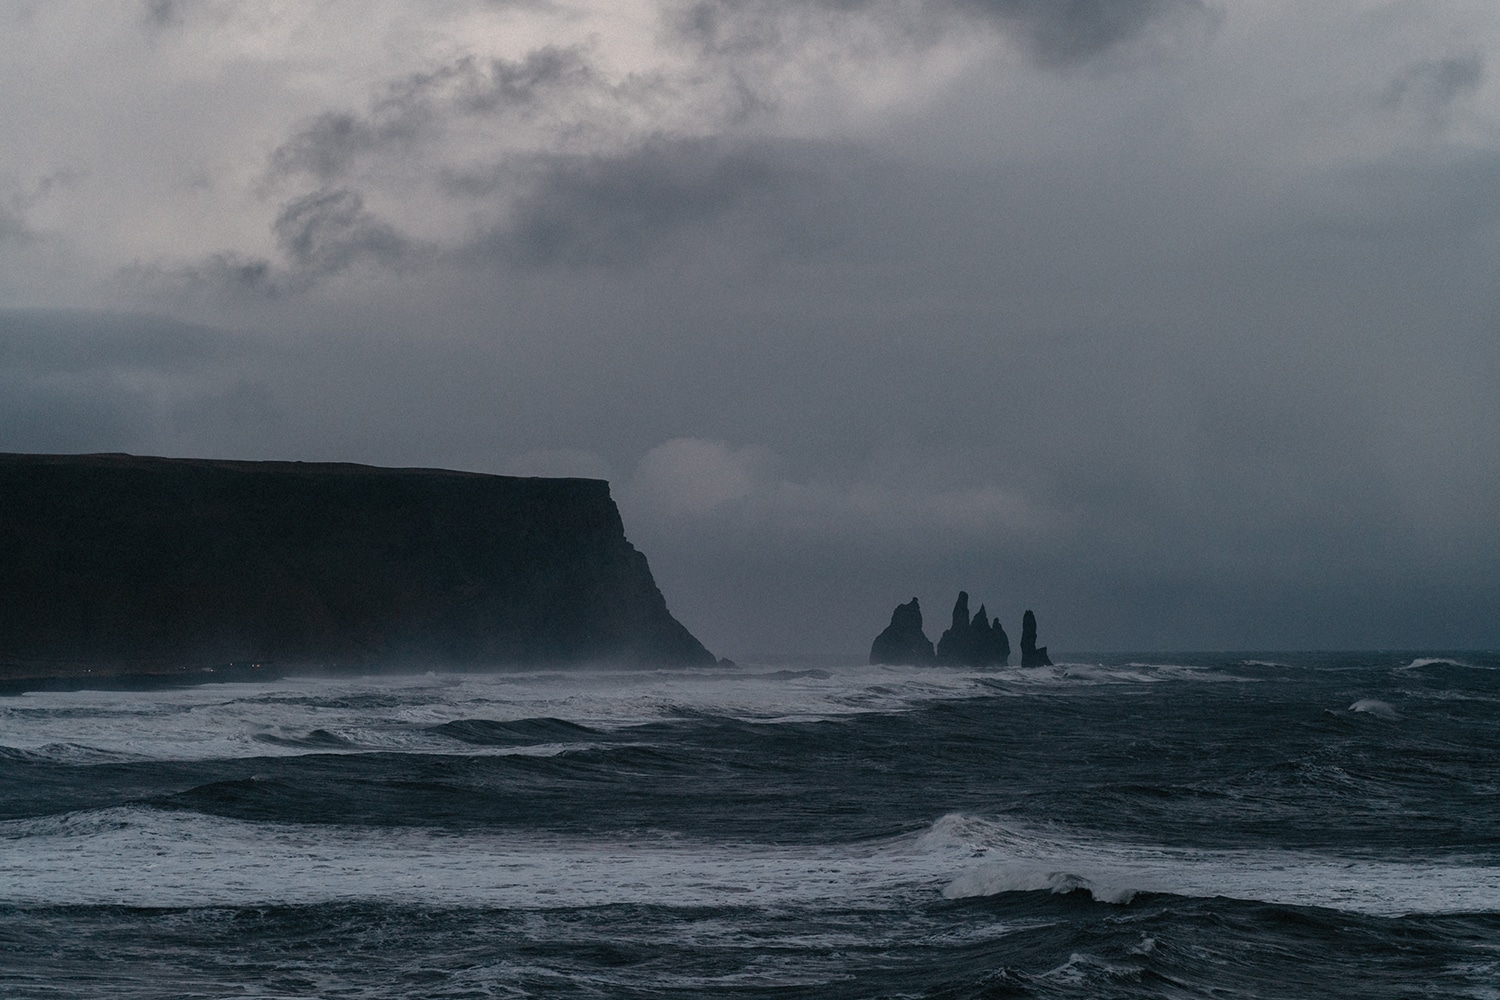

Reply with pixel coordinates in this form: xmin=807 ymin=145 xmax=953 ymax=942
xmin=0 ymin=662 xmax=288 ymax=696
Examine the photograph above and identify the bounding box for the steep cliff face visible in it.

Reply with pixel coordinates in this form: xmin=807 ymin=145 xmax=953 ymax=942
xmin=0 ymin=453 xmax=715 ymax=678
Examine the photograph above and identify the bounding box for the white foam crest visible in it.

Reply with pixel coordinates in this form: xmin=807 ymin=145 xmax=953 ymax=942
xmin=0 ymin=665 xmax=1003 ymax=762
xmin=985 ymin=662 xmax=1244 ymax=691
xmin=1040 ymin=950 xmax=1143 ymax=985
xmin=931 ymin=814 xmax=1500 ymax=916
xmin=1399 ymin=657 xmax=1484 ymax=671
xmin=1397 ymin=687 xmax=1500 ymax=706
xmin=0 ymin=806 xmax=955 ymax=910
xmin=0 ymin=742 xmax=152 ymax=765
xmin=4 ymin=807 xmax=1494 ymax=918
xmin=1348 ymin=698 xmax=1400 ymax=720
xmin=0 ymin=658 xmax=1269 ymax=763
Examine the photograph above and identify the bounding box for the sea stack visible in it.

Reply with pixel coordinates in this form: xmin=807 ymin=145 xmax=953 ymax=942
xmin=1020 ymin=609 xmax=1053 ymax=667
xmin=869 ymin=598 xmax=935 ymax=665
xmin=935 ymin=592 xmax=1010 ymax=667
xmin=935 ymin=591 xmax=974 ymax=665
xmin=0 ymin=452 xmax=716 ymax=682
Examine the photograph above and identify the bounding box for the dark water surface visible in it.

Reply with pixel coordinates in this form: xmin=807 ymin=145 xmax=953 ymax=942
xmin=2 ymin=653 xmax=1497 ymax=997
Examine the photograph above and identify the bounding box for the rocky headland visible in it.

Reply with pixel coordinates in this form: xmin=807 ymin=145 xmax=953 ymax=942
xmin=0 ymin=453 xmax=716 ymax=686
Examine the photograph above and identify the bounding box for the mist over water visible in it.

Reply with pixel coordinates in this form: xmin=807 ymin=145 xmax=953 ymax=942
xmin=2 ymin=653 xmax=1498 ymax=997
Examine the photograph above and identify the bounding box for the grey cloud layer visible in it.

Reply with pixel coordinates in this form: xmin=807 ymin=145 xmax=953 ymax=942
xmin=4 ymin=1 xmax=1498 ymax=653
xmin=480 ymin=141 xmax=800 ymax=267
xmin=0 ymin=310 xmax=275 ymax=455
xmin=673 ymin=0 xmax=1211 ymax=65
xmin=269 ymin=46 xmax=607 ymax=186
xmin=182 ymin=36 xmax=753 ymax=288
xmin=1382 ymin=53 xmax=1485 ymax=117
xmin=273 ymin=189 xmax=415 ymax=278
xmin=179 ymin=0 xmax=1212 ymax=290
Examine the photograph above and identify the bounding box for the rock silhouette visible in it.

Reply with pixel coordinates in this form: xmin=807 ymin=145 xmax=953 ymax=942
xmin=871 ymin=590 xmax=1051 ymax=669
xmin=935 ymin=592 xmax=1010 ymax=667
xmin=935 ymin=591 xmax=974 ymax=664
xmin=0 ymin=452 xmax=716 ymax=684
xmin=1020 ymin=609 xmax=1053 ymax=667
xmin=869 ymin=598 xmax=935 ymax=665
xmin=978 ymin=610 xmax=1012 ymax=666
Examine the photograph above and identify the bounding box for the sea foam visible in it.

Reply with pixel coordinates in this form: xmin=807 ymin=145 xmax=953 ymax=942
xmin=930 ymin=813 xmax=1500 ymax=916
xmin=0 ymin=661 xmax=1206 ymax=763
xmin=1348 ymin=698 xmax=1400 ymax=720
xmin=5 ymin=806 xmax=1492 ymax=918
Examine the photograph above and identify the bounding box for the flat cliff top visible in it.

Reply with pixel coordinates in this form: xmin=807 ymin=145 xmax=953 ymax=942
xmin=0 ymin=451 xmax=604 ymax=485
xmin=0 ymin=452 xmax=713 ymax=677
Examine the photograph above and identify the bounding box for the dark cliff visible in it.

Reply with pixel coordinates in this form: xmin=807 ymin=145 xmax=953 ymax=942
xmin=0 ymin=453 xmax=715 ymax=680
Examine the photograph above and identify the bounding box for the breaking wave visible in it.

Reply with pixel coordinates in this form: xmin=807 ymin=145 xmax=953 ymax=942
xmin=928 ymin=814 xmax=1500 ymax=915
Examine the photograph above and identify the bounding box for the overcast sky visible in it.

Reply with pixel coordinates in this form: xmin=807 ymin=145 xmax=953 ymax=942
xmin=2 ymin=0 xmax=1498 ymax=656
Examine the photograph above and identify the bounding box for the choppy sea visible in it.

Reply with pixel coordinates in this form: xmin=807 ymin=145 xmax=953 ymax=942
xmin=2 ymin=652 xmax=1497 ymax=998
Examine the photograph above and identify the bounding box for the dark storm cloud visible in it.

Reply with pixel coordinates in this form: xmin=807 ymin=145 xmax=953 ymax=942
xmin=476 ymin=140 xmax=795 ymax=268
xmin=0 ymin=208 xmax=29 ymax=244
xmin=0 ymin=171 xmax=69 ymax=246
xmin=196 ymin=135 xmax=815 ymax=291
xmin=272 ymin=188 xmax=413 ymax=277
xmin=154 ymin=187 xmax=417 ymax=296
xmin=0 ymin=377 xmax=153 ymax=454
xmin=0 ymin=309 xmax=271 ymax=455
xmin=270 ymin=47 xmax=605 ymax=184
xmin=173 ymin=253 xmax=278 ymax=298
xmin=0 ymin=309 xmax=232 ymax=371
xmin=269 ymin=112 xmax=388 ymax=186
xmin=673 ymin=0 xmax=1211 ymax=66
xmin=949 ymin=0 xmax=1210 ymax=65
xmin=229 ymin=42 xmax=716 ymax=288
xmin=147 ymin=195 xmax=410 ymax=298
xmin=140 ymin=0 xmax=182 ymax=30
xmin=1381 ymin=53 xmax=1484 ymax=115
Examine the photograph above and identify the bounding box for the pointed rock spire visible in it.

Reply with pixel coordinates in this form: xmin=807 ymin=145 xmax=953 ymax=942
xmin=869 ymin=598 xmax=935 ymax=665
xmin=936 ymin=591 xmax=975 ymax=665
xmin=935 ymin=592 xmax=1010 ymax=666
xmin=871 ymin=591 xmax=1049 ymax=669
xmin=1020 ymin=609 xmax=1052 ymax=667
xmin=986 ymin=615 xmax=1011 ymax=665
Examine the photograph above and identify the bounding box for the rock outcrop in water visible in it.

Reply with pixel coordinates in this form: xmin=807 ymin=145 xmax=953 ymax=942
xmin=1020 ymin=609 xmax=1052 ymax=667
xmin=869 ymin=598 xmax=935 ymax=665
xmin=934 ymin=591 xmax=1011 ymax=667
xmin=869 ymin=590 xmax=1054 ymax=668
xmin=0 ymin=453 xmax=716 ymax=682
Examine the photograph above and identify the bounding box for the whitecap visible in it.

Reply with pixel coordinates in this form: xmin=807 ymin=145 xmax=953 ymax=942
xmin=3 ymin=806 xmax=1496 ymax=918
xmin=0 ymin=665 xmax=1003 ymax=762
xmin=931 ymin=813 xmax=1500 ymax=916
xmin=1398 ymin=657 xmax=1481 ymax=671
xmin=944 ymin=864 xmax=1137 ymax=904
xmin=1348 ymin=698 xmax=1400 ymax=721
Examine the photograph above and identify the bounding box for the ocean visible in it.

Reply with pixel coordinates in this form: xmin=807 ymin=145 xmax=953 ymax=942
xmin=1 ymin=652 xmax=1497 ymax=998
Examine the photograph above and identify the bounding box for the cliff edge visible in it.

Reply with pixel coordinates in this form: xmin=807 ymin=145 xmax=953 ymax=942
xmin=0 ymin=453 xmax=715 ymax=680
